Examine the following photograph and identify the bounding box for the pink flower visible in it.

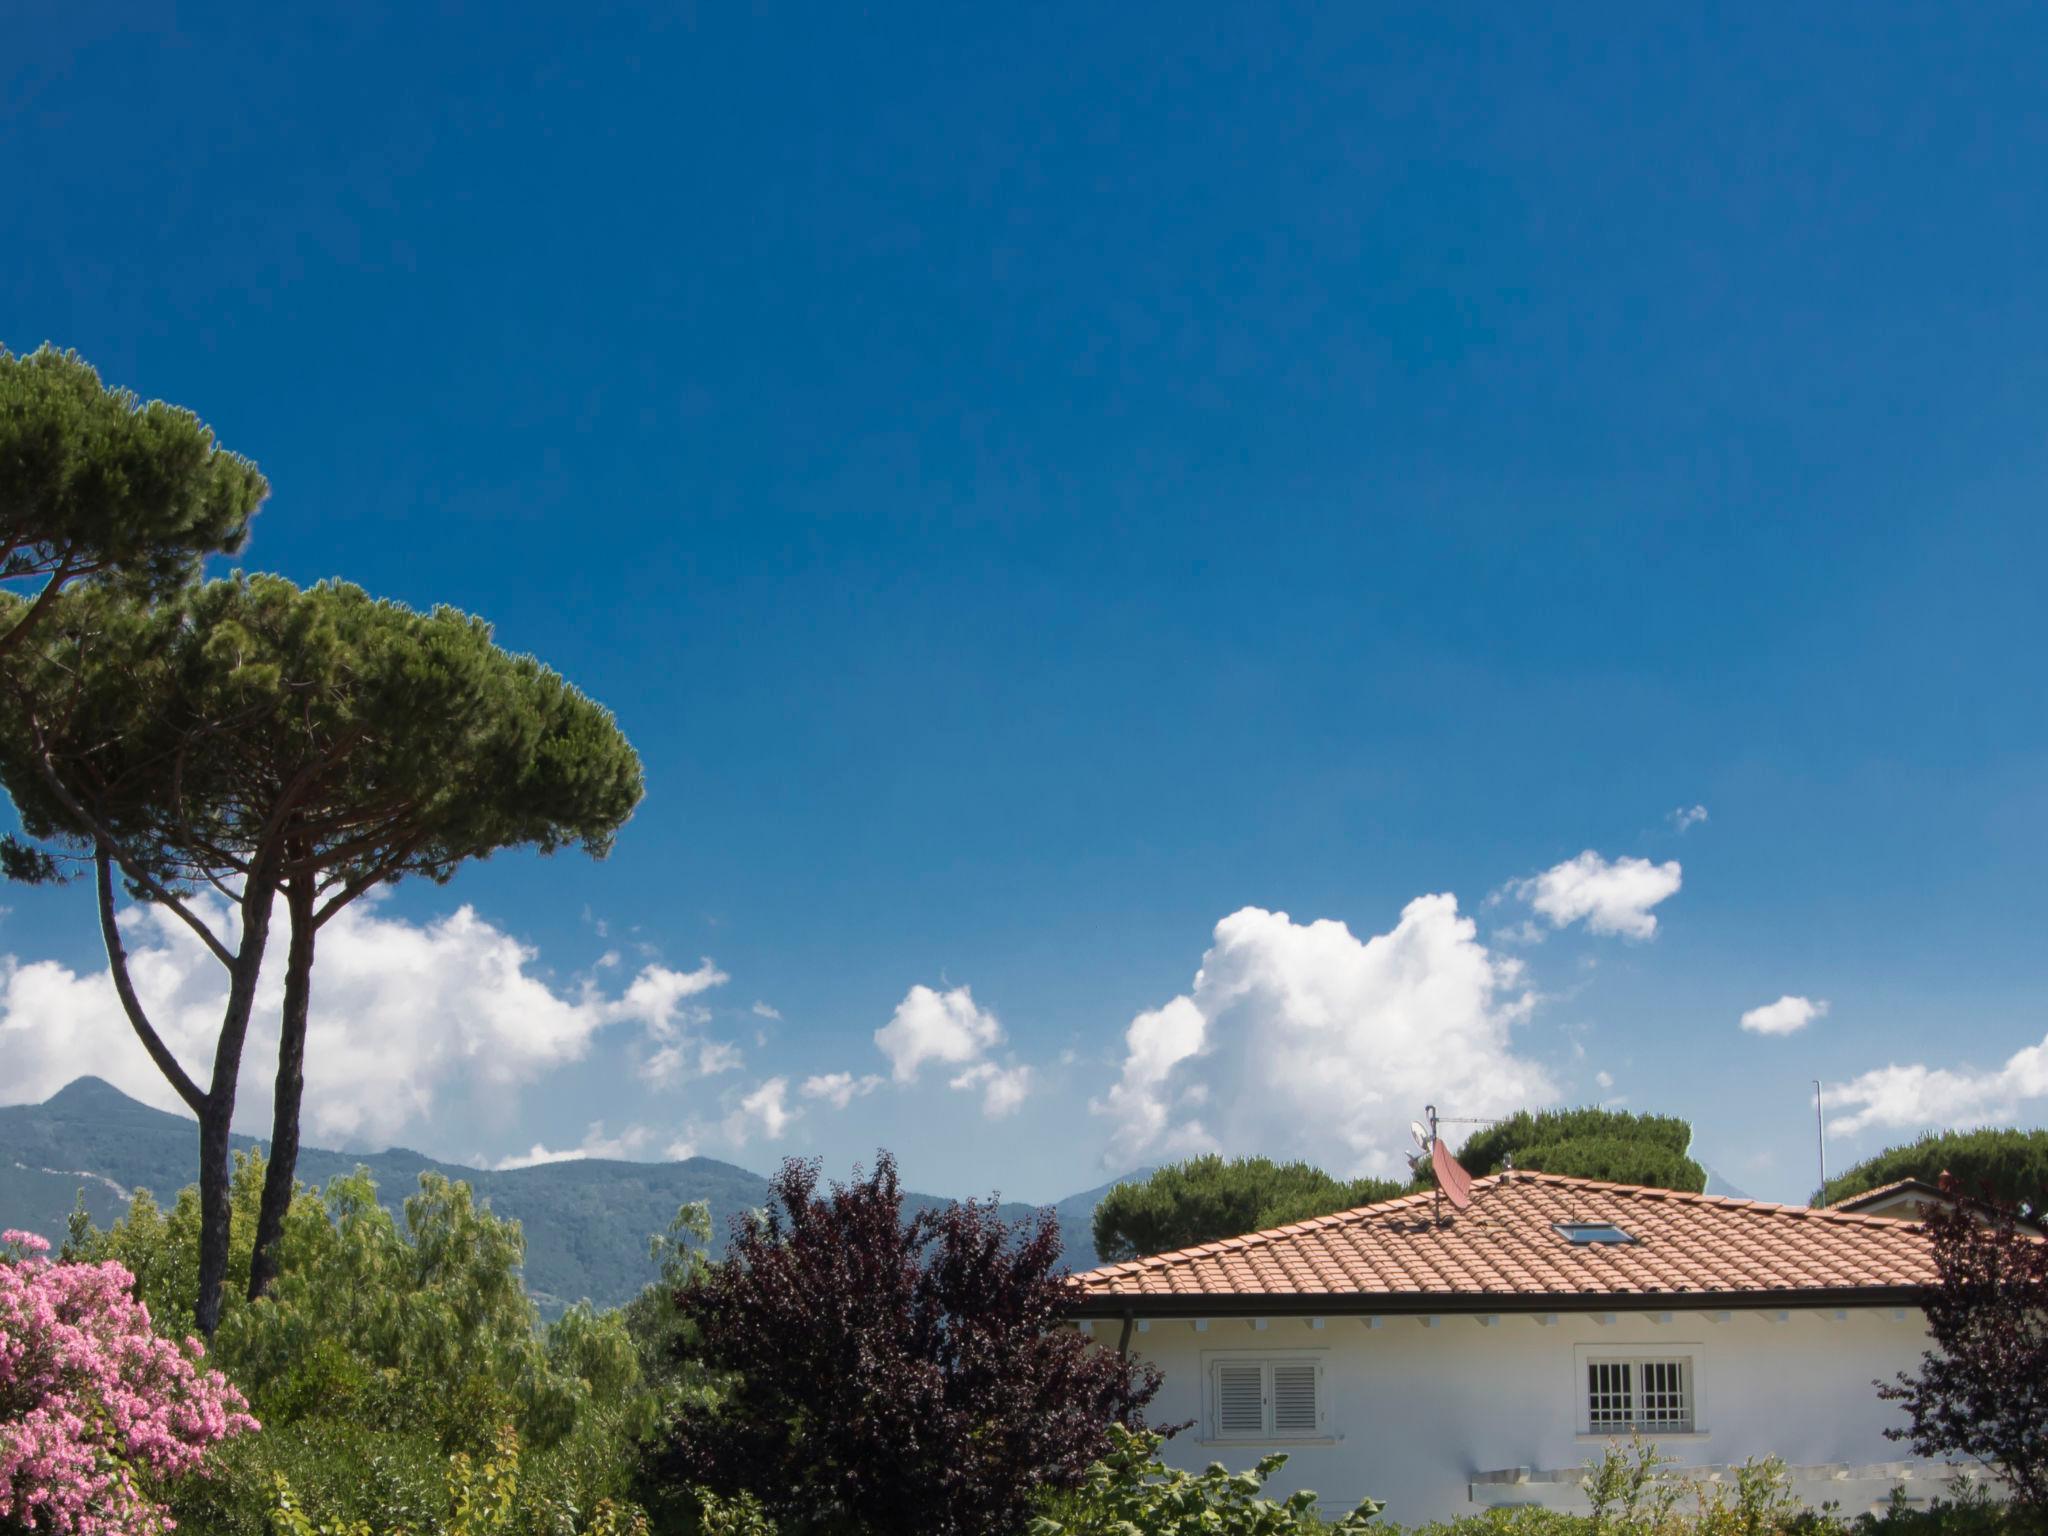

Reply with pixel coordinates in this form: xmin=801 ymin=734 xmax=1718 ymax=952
xmin=2 ymin=1232 xmax=257 ymax=1535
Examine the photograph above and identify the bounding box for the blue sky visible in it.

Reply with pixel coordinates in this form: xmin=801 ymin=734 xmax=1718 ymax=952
xmin=4 ymin=4 xmax=2045 ymax=1207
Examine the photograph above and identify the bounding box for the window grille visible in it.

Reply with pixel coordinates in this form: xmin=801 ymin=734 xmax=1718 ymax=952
xmin=1585 ymin=1357 xmax=1692 ymax=1433
xmin=1210 ymin=1358 xmax=1325 ymax=1439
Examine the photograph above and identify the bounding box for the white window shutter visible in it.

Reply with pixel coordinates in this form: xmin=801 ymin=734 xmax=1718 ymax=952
xmin=1216 ymin=1362 xmax=1265 ymax=1437
xmin=1271 ymin=1361 xmax=1320 ymax=1434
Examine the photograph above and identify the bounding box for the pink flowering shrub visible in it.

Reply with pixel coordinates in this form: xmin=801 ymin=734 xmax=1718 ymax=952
xmin=1 ymin=1228 xmax=258 ymax=1535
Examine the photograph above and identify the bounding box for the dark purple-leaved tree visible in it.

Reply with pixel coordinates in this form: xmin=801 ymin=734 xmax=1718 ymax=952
xmin=649 ymin=1152 xmax=1162 ymax=1536
xmin=1878 ymin=1173 xmax=2048 ymax=1514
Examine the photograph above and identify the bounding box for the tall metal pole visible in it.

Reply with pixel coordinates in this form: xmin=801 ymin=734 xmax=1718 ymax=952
xmin=1813 ymin=1079 xmax=1827 ymax=1206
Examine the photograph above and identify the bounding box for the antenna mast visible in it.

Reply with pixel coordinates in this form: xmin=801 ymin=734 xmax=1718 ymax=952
xmin=1813 ymin=1078 xmax=1827 ymax=1206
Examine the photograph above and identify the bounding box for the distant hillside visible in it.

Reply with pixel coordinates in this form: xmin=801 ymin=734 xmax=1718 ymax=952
xmin=0 ymin=1079 xmax=1134 ymax=1313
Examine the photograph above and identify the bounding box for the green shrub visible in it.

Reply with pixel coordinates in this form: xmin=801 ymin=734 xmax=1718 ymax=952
xmin=1030 ymin=1424 xmax=1382 ymax=1535
xmin=1820 ymin=1129 xmax=2048 ymax=1215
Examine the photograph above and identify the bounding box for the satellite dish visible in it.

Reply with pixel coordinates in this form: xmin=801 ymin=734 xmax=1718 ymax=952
xmin=1431 ymin=1137 xmax=1475 ymax=1211
xmin=1410 ymin=1120 xmax=1431 ymax=1151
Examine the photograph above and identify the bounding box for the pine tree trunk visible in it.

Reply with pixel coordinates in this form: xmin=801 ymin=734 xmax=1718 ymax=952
xmin=193 ymin=1096 xmax=238 ymax=1339
xmin=248 ymin=878 xmax=315 ymax=1302
xmin=191 ymin=881 xmax=275 ymax=1339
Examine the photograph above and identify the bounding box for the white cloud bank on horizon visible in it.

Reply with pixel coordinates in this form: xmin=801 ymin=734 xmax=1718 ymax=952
xmin=1740 ymin=995 xmax=1829 ymax=1036
xmin=1092 ymin=897 xmax=1556 ymax=1177
xmin=0 ymin=893 xmax=735 ymax=1148
xmin=1827 ymin=1031 xmax=2048 ymax=1137
xmin=496 ymin=1120 xmax=660 ymax=1170
xmin=1507 ymin=851 xmax=1683 ymax=941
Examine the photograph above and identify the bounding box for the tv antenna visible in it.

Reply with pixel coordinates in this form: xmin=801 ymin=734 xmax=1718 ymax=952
xmin=1813 ymin=1079 xmax=1827 ymax=1207
xmin=1412 ymin=1104 xmax=1477 ymax=1224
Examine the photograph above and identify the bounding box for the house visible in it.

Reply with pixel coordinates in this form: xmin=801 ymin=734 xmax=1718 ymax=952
xmin=1068 ymin=1171 xmax=1968 ymax=1522
xmin=1835 ymin=1177 xmax=2044 ymax=1233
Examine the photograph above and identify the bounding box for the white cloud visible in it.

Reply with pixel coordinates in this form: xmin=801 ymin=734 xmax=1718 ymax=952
xmin=800 ymin=1071 xmax=883 ymax=1110
xmin=494 ymin=1120 xmax=657 ymax=1170
xmin=0 ymin=893 xmax=727 ymax=1148
xmin=1668 ymin=805 xmax=1709 ymax=833
xmin=949 ymin=1061 xmax=1033 ymax=1118
xmin=1827 ymin=1033 xmax=2048 ymax=1137
xmin=873 ymin=984 xmax=1003 ymax=1082
xmin=1595 ymin=1070 xmax=1615 ymax=1089
xmin=1740 ymin=995 xmax=1829 ymax=1036
xmin=751 ymin=1001 xmax=781 ymax=1020
xmin=1509 ymin=851 xmax=1682 ymax=940
xmin=1093 ymin=898 xmax=1555 ymax=1177
xmin=727 ymin=1077 xmax=796 ymax=1143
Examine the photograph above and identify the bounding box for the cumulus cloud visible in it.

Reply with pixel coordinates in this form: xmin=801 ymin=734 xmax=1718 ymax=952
xmin=1595 ymin=1070 xmax=1615 ymax=1089
xmin=727 ymin=1077 xmax=796 ymax=1143
xmin=873 ymin=984 xmax=1003 ymax=1082
xmin=1508 ymin=851 xmax=1682 ymax=940
xmin=1827 ymin=1033 xmax=2048 ymax=1137
xmin=1668 ymin=805 xmax=1709 ymax=833
xmin=1092 ymin=898 xmax=1554 ymax=1176
xmin=751 ymin=1001 xmax=782 ymax=1020
xmin=949 ymin=1061 xmax=1033 ymax=1118
xmin=800 ymin=1071 xmax=883 ymax=1109
xmin=1740 ymin=995 xmax=1829 ymax=1036
xmin=0 ymin=894 xmax=728 ymax=1147
xmin=495 ymin=1120 xmax=657 ymax=1170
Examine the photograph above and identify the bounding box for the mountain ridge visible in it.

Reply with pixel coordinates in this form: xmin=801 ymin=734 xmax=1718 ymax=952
xmin=1 ymin=1077 xmax=1134 ymax=1313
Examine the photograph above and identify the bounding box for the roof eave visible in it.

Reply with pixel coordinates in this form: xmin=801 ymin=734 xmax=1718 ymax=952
xmin=1063 ymin=1284 xmax=1931 ymax=1320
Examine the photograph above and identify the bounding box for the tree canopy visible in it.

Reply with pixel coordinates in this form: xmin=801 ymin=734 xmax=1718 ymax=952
xmin=0 ymin=574 xmax=644 ymax=1333
xmin=1441 ymin=1107 xmax=1707 ymax=1193
xmin=652 ymin=1153 xmax=1160 ymax=1536
xmin=1091 ymin=1155 xmax=1410 ymax=1264
xmin=0 ymin=346 xmax=265 ymax=659
xmin=1821 ymin=1128 xmax=2048 ymax=1215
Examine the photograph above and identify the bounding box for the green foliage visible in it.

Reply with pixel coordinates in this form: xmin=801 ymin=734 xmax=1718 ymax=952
xmin=1092 ymin=1155 xmax=1411 ymax=1263
xmin=1820 ymin=1129 xmax=2048 ymax=1215
xmin=1447 ymin=1110 xmax=1705 ymax=1194
xmin=65 ymin=1156 xmax=661 ymax=1536
xmin=0 ymin=345 xmax=266 ymax=657
xmin=618 ymin=1201 xmax=725 ymax=1415
xmin=1031 ymin=1424 xmax=1383 ymax=1535
xmin=1397 ymin=1440 xmax=2022 ymax=1536
xmin=0 ymin=572 xmax=645 ymax=891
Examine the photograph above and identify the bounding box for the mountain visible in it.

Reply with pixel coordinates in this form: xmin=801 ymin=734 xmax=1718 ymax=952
xmin=0 ymin=1078 xmax=1136 ymax=1313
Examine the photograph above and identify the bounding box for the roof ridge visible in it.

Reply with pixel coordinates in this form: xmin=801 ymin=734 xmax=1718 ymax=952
xmin=1073 ymin=1174 xmax=1518 ymax=1280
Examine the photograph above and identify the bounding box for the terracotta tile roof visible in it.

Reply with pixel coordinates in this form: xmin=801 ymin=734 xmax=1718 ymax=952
xmin=1833 ymin=1178 xmax=1943 ymax=1211
xmin=1070 ymin=1172 xmax=1942 ymax=1308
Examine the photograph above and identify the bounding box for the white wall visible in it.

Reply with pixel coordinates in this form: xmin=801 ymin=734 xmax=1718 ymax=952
xmin=1110 ymin=1307 xmax=1944 ymax=1525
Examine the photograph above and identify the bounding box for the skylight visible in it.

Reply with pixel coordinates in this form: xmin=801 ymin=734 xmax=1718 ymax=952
xmin=1555 ymin=1220 xmax=1634 ymax=1245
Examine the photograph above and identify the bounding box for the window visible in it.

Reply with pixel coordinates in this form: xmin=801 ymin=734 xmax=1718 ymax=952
xmin=1210 ymin=1357 xmax=1326 ymax=1440
xmin=1555 ymin=1221 xmax=1634 ymax=1245
xmin=1584 ymin=1357 xmax=1693 ymax=1433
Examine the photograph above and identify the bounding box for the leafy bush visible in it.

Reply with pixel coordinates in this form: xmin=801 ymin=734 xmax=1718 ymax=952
xmin=1878 ymin=1181 xmax=2048 ymax=1515
xmin=649 ymin=1152 xmax=1160 ymax=1536
xmin=61 ymin=1158 xmax=667 ymax=1536
xmin=0 ymin=1227 xmax=257 ymax=1535
xmin=1820 ymin=1130 xmax=2048 ymax=1216
xmin=1092 ymin=1155 xmax=1411 ymax=1263
xmin=1030 ymin=1425 xmax=1382 ymax=1535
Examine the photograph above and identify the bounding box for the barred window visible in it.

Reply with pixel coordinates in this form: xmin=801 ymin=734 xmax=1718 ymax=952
xmin=1584 ymin=1357 xmax=1692 ymax=1433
